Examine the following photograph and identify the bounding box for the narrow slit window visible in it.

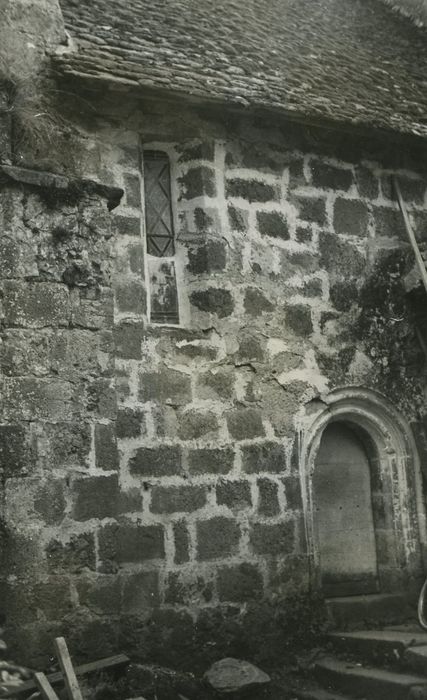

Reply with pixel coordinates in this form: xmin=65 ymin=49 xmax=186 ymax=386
xmin=143 ymin=150 xmax=180 ymax=325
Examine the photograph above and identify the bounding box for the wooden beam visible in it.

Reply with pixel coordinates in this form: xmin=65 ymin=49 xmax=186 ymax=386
xmin=4 ymin=653 xmax=129 ymax=697
xmin=53 ymin=638 xmax=84 ymax=700
xmin=34 ymin=673 xmax=61 ymax=700
xmin=394 ymin=176 xmax=427 ymax=295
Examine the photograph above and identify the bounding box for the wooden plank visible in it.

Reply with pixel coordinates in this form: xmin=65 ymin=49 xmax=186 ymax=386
xmin=5 ymin=653 xmax=129 ymax=696
xmin=53 ymin=637 xmax=84 ymax=700
xmin=394 ymin=176 xmax=427 ymax=295
xmin=34 ymin=673 xmax=61 ymax=700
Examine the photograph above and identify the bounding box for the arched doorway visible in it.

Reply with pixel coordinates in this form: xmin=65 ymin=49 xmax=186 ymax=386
xmin=298 ymin=388 xmax=427 ymax=597
xmin=313 ymin=422 xmax=378 ymax=596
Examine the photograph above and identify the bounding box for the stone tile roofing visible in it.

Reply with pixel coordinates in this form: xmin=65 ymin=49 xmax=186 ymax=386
xmin=56 ymin=0 xmax=427 ymax=138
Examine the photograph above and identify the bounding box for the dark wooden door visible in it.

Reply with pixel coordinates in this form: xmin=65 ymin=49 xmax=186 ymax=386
xmin=313 ymin=423 xmax=379 ymax=596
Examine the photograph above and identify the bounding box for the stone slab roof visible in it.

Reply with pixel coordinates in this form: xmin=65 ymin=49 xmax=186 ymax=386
xmin=56 ymin=0 xmax=427 ymax=138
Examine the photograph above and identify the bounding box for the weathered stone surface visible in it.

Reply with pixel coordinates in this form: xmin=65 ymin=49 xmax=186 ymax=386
xmin=216 ymin=480 xmax=252 ymax=510
xmin=3 ymin=281 xmax=70 ymax=327
xmin=173 ymin=520 xmax=190 ymax=564
xmin=114 ymin=322 xmax=145 ymax=360
xmin=319 ymin=232 xmax=365 ymax=276
xmin=34 ymin=480 xmax=66 ymax=525
xmin=123 ymin=172 xmax=142 ymax=208
xmin=217 ymin=564 xmax=264 ymax=603
xmin=115 ymin=280 xmax=146 ymax=314
xmin=250 ymin=521 xmax=295 ymax=555
xmin=188 ymin=447 xmax=234 ymax=474
xmin=129 ymin=445 xmax=182 ymax=477
xmin=310 ymin=160 xmax=353 ymax=190
xmin=150 ymin=484 xmax=206 ymax=513
xmin=98 ymin=521 xmax=165 ymax=563
xmin=296 ymin=196 xmax=327 ymax=226
xmin=113 ymin=214 xmax=141 ymax=236
xmin=197 ymin=517 xmax=241 ymax=560
xmin=72 ymin=475 xmax=119 ymax=521
xmin=227 ymin=179 xmax=278 ymax=202
xmin=116 ymin=408 xmax=145 ymax=438
xmin=0 ymin=424 xmax=34 ymax=477
xmin=187 ymin=241 xmax=227 ymax=274
xmin=257 ymin=210 xmax=289 ymax=239
xmin=205 ymin=658 xmax=270 ymax=693
xmin=334 ymin=198 xmax=369 ymax=237
xmin=258 ymin=478 xmax=280 ymax=516
xmin=179 ymin=166 xmax=216 ymax=199
xmin=122 ymin=571 xmax=160 ymax=612
xmin=228 ymin=204 xmax=248 ymax=231
xmin=177 ymin=409 xmax=219 ymax=440
xmin=95 ymin=422 xmax=119 ymax=471
xmin=242 ymin=442 xmax=287 ymax=473
xmin=285 ymin=304 xmax=313 ymax=336
xmin=226 ymin=409 xmax=265 ymax=440
xmin=372 ymin=206 xmax=403 ymax=239
xmin=282 ymin=476 xmax=303 ymax=510
xmin=196 ymin=368 xmax=235 ymax=400
xmin=244 ymin=287 xmax=274 ymax=316
xmin=77 ymin=575 xmax=121 ymax=615
xmin=139 ymin=368 xmax=191 ymax=405
xmin=46 ymin=533 xmax=96 ymax=573
xmin=190 ymin=288 xmax=234 ymax=317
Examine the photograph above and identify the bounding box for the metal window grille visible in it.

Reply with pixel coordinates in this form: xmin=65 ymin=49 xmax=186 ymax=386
xmin=143 ymin=150 xmax=175 ymax=257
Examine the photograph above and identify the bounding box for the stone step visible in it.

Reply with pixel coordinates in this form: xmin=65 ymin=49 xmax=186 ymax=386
xmin=314 ymin=656 xmax=427 ymax=700
xmin=327 ymin=629 xmax=427 ymax=665
xmin=326 ymin=594 xmax=413 ymax=630
xmin=294 ymin=689 xmax=351 ymax=700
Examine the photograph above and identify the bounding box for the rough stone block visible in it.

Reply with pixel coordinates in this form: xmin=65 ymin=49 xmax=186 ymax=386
xmin=3 ymin=377 xmax=73 ymax=421
xmin=0 ymin=424 xmax=34 ymax=477
xmin=372 ymin=206 xmax=403 ymax=239
xmin=77 ymin=575 xmax=121 ymax=615
xmin=244 ymin=288 xmax=274 ymax=316
xmin=128 ymin=242 xmax=145 ymax=275
xmin=242 ymin=442 xmax=287 ymax=474
xmin=94 ymin=422 xmax=119 ymax=471
xmin=122 ymin=570 xmax=160 ymax=612
xmin=237 ymin=334 xmax=264 ymax=362
xmin=72 ymin=474 xmax=119 ymax=521
xmin=257 ymin=210 xmax=290 ymax=240
xmin=382 ymin=174 xmax=425 ymax=203
xmin=330 ymin=279 xmax=359 ymax=311
xmin=197 ymin=517 xmax=241 ymax=560
xmin=188 ymin=447 xmax=234 ymax=475
xmin=285 ymin=304 xmax=313 ymax=337
xmin=187 ymin=241 xmax=227 ymax=274
xmin=179 ymin=140 xmax=215 ymax=162
xmin=150 ymin=484 xmax=206 ymax=513
xmin=319 ymin=232 xmax=365 ymax=276
xmin=3 ymin=281 xmax=70 ymax=328
xmin=179 ymin=166 xmax=216 ymax=199
xmin=334 ymin=198 xmax=369 ymax=237
xmin=139 ymin=368 xmax=192 ymax=405
xmin=217 ymin=563 xmax=264 ymax=602
xmin=282 ymin=476 xmax=303 ymax=510
xmin=226 ymin=408 xmax=265 ymax=440
xmin=228 ymin=204 xmax=248 ymax=232
xmin=250 ymin=520 xmax=295 ymax=555
xmin=45 ymin=421 xmax=91 ymax=470
xmin=86 ymin=378 xmax=116 ymax=419
xmin=296 ymin=226 xmax=312 ymax=244
xmin=355 ymin=166 xmax=379 ymax=199
xmin=32 ymin=578 xmax=73 ymax=621
xmin=114 ymin=321 xmax=145 ymax=360
xmin=113 ymin=214 xmax=141 ymax=237
xmin=129 ymin=445 xmax=182 ymax=477
xmin=173 ymin=520 xmax=190 ymax=565
xmin=258 ymin=478 xmax=280 ymax=516
xmin=296 ymin=196 xmax=327 ymax=226
xmin=196 ymin=368 xmax=235 ymax=400
xmin=226 ymin=179 xmax=278 ymax=203
xmin=216 ymin=479 xmax=252 ymax=510
xmin=116 ymin=280 xmax=146 ymax=314
xmin=177 ymin=410 xmax=219 ymax=440
xmin=302 ymin=278 xmax=323 ymax=297
xmin=116 ymin=408 xmax=145 ymax=438
xmin=190 ymin=288 xmax=234 ymax=318
xmin=34 ymin=480 xmax=66 ymax=525
xmin=45 ymin=533 xmax=96 ymax=573
xmin=123 ymin=172 xmax=142 ymax=208
xmin=98 ymin=521 xmax=165 ymax=563
xmin=310 ymin=160 xmax=353 ymax=190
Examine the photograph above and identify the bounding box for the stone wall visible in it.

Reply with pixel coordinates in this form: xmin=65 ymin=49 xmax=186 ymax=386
xmin=2 ymin=101 xmax=427 ymax=668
